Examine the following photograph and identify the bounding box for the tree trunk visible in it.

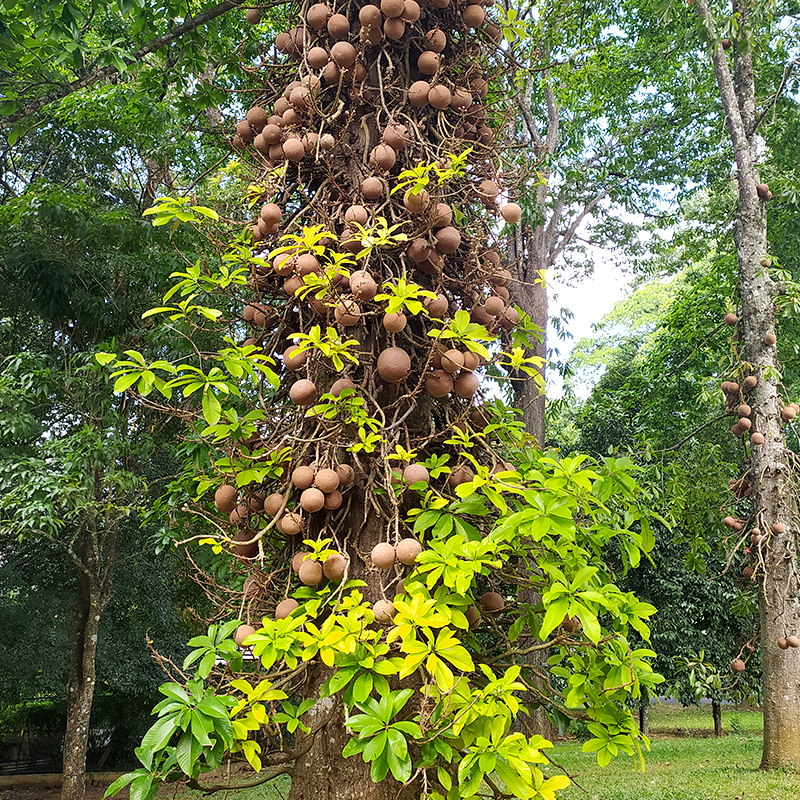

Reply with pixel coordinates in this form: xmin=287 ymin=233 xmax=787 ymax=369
xmin=61 ymin=534 xmax=103 ymax=800
xmin=695 ymin=0 xmax=800 ymax=769
xmin=288 ymin=493 xmax=421 ymax=800
xmin=712 ymin=700 xmax=722 ymax=737
xmin=638 ymin=689 xmax=649 ymax=736
xmin=289 ymin=681 xmax=418 ymax=800
xmin=511 ymin=222 xmax=547 ymax=447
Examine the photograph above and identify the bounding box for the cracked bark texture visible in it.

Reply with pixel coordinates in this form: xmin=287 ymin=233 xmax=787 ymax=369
xmin=695 ymin=0 xmax=800 ymax=769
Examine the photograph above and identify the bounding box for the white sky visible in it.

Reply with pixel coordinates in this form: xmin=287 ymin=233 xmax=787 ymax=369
xmin=547 ymin=255 xmax=630 ymax=398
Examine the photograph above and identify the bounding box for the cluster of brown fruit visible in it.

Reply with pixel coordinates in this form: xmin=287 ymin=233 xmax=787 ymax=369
xmin=213 ymin=0 xmax=527 ymax=630
xmin=720 ymin=381 xmax=764 ymax=443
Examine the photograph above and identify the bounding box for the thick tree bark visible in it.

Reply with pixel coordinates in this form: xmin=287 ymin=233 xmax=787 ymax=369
xmin=287 ymin=488 xmax=421 ymax=800
xmin=695 ymin=0 xmax=800 ymax=769
xmin=712 ymin=701 xmax=722 ymax=737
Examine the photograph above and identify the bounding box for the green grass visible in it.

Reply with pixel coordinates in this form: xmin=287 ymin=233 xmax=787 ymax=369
xmin=553 ymin=734 xmax=800 ymax=800
xmin=648 ymin=702 xmax=764 ymax=734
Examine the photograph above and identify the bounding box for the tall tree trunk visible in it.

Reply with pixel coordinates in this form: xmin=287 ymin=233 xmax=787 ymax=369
xmin=695 ymin=0 xmax=800 ymax=770
xmin=512 ymin=223 xmax=547 ymax=447
xmin=62 ymin=532 xmax=103 ymax=800
xmin=712 ymin=700 xmax=722 ymax=737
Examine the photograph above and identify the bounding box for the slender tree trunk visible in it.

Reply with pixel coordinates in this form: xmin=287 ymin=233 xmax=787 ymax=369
xmin=62 ymin=533 xmax=103 ymax=800
xmin=511 ymin=223 xmax=547 ymax=447
xmin=712 ymin=701 xmax=722 ymax=737
xmin=695 ymin=0 xmax=800 ymax=769
xmin=638 ymin=689 xmax=649 ymax=736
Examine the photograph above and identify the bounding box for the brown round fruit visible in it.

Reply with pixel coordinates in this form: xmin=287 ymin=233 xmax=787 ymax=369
xmin=396 ymin=538 xmax=422 ymax=565
xmin=462 ymin=3 xmax=486 ymax=25
xmin=263 ymin=492 xmax=284 ymax=517
xmin=324 ymin=489 xmax=343 ymax=510
xmin=383 ymin=312 xmax=407 ymax=332
xmin=283 ymin=345 xmax=307 ymax=371
xmin=454 ymin=371 xmax=480 ymax=399
xmin=335 ymin=299 xmax=361 ymax=326
xmin=361 ymin=176 xmax=383 ymax=199
xmin=307 ymin=46 xmax=329 ymax=69
xmin=300 ymin=487 xmax=325 ymax=512
xmin=359 ymin=4 xmax=382 ymax=25
xmin=345 ymin=204 xmax=369 ymax=225
xmin=778 ymin=637 xmax=790 ymax=650
xmin=373 ymin=599 xmax=396 ymax=623
xmin=479 ymin=591 xmax=504 ymax=613
xmin=744 ymin=375 xmax=758 ymax=388
xmin=772 ymin=522 xmax=786 ymax=534
xmin=306 ymin=2 xmax=330 ymax=28
xmin=314 ymin=468 xmax=340 ymax=493
xmin=370 ymin=143 xmax=397 ymax=170
xmin=384 ymin=17 xmax=406 ymax=39
xmin=327 ymin=12 xmax=349 ymax=38
xmin=246 ymin=106 xmax=269 ymax=131
xmin=442 ymin=349 xmax=465 ymax=374
xmin=377 ymin=347 xmax=411 ymax=383
xmin=788 ymin=635 xmax=800 ymax=648
xmin=448 ymin=465 xmax=474 ymax=486
xmin=371 ymin=542 xmax=396 ymax=568
xmin=424 ymin=293 xmax=448 ymax=318
xmin=477 ymin=179 xmax=499 ymax=201
xmin=234 ymin=624 xmax=257 ymax=646
xmin=298 ymin=559 xmax=324 ymax=586
xmin=323 ymin=553 xmax=347 ymax=581
xmin=350 ymin=270 xmax=378 ymax=301
xmin=408 ymin=80 xmax=431 ymax=108
xmin=730 ymin=658 xmax=745 ymax=672
xmin=426 ymin=369 xmax=453 ymax=398
xmin=330 ymin=41 xmax=356 ymax=68
xmin=425 ymin=29 xmax=446 ymax=51
xmin=404 ymin=188 xmax=430 ymax=214
xmin=292 ymin=465 xmax=315 ymax=490
xmin=750 ymin=432 xmax=765 ymax=445
xmin=277 ymin=511 xmax=303 ymax=536
xmin=402 ymin=0 xmax=420 ymax=20
xmin=724 ymin=312 xmax=739 ymax=326
xmin=764 ymin=332 xmax=777 ymax=345
xmin=407 ymin=238 xmax=431 ymax=262
xmin=431 ymin=202 xmax=453 ymax=227
xmin=290 ymin=379 xmax=318 ymax=406
xmin=331 ymin=377 xmax=356 ymax=396
xmin=276 ymin=598 xmax=299 ymax=619
xmin=215 ymin=484 xmax=237 ymax=513
xmin=336 ymin=463 xmax=356 ymax=485
xmin=418 ymin=51 xmax=440 ymax=75
xmin=403 ymin=463 xmax=430 ymax=486
xmin=435 ymin=226 xmax=461 ymax=254
xmin=292 ymin=551 xmax=311 ymax=573
xmin=501 ymin=203 xmax=522 ymax=223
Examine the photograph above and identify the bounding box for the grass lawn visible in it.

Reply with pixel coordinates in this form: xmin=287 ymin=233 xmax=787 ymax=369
xmin=155 ymin=704 xmax=799 ymax=799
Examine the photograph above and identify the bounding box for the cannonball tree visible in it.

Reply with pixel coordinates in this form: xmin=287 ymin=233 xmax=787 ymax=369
xmin=100 ymin=1 xmax=663 ymax=797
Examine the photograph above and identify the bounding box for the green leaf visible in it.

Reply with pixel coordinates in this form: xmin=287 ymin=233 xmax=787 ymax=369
xmin=137 ymin=716 xmax=178 ymax=769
